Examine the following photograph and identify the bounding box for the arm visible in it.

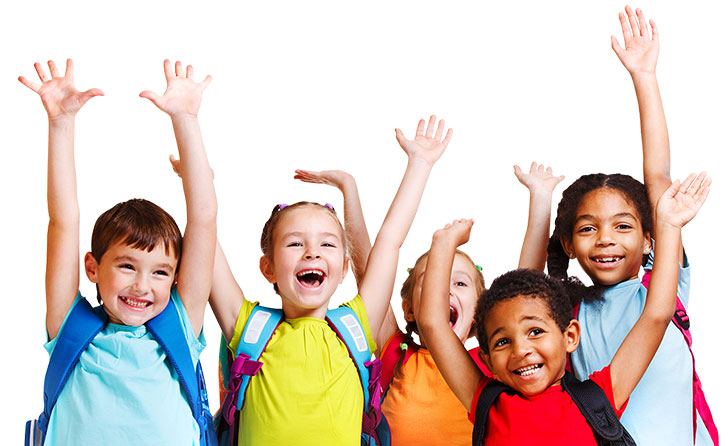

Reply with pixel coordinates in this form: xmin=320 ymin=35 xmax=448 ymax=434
xmin=417 ymin=219 xmax=483 ymax=409
xmin=169 ymin=156 xmax=241 ymax=342
xmin=610 ymin=172 xmax=710 ymax=409
xmin=513 ymin=162 xmax=563 ymax=270
xmin=140 ymin=60 xmax=216 ymax=336
xmin=613 ymin=8 xmax=672 ymax=226
xmin=293 ymin=169 xmax=372 ymax=286
xmin=19 ymin=59 xmax=103 ymax=339
xmin=358 ymin=115 xmax=452 ymax=344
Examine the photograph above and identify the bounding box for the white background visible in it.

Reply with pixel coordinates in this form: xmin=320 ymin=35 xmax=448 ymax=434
xmin=2 ymin=0 xmax=726 ymax=442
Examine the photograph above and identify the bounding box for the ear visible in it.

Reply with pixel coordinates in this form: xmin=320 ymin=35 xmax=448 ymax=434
xmin=560 ymin=237 xmax=576 ymax=259
xmin=564 ymin=319 xmax=581 ymax=354
xmin=479 ymin=350 xmax=496 ymax=378
xmin=84 ymin=252 xmax=100 ymax=283
xmin=340 ymin=256 xmax=350 ymax=284
xmin=259 ymin=255 xmax=276 ymax=284
xmin=402 ymin=298 xmax=415 ymax=322
xmin=642 ymin=233 xmax=652 ymax=255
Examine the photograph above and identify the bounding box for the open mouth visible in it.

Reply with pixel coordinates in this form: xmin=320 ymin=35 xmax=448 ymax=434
xmin=590 ymin=255 xmax=624 ymax=266
xmin=512 ymin=363 xmax=543 ymax=376
xmin=120 ymin=296 xmax=152 ymax=310
xmin=296 ymin=269 xmax=326 ymax=288
xmin=449 ymin=305 xmax=459 ymax=327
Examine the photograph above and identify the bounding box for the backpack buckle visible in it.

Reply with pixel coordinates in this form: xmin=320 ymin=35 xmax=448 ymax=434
xmin=674 ymin=309 xmax=690 ymax=330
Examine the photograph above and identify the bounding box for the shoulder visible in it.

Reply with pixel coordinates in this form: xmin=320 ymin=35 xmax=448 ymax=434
xmin=168 ymin=286 xmax=206 ymax=356
xmin=587 ymin=366 xmax=627 ymax=417
xmin=229 ymin=298 xmax=261 ymax=353
xmin=340 ymin=295 xmax=377 ymax=352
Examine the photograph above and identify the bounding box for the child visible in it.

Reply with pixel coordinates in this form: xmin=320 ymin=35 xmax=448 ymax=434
xmin=20 ymin=59 xmax=217 ymax=445
xmin=207 ymin=116 xmax=451 ymax=445
xmin=418 ymin=170 xmax=709 ymax=444
xmin=548 ymin=7 xmax=719 ymax=444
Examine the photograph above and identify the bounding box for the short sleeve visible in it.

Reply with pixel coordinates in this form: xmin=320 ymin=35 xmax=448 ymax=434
xmin=342 ymin=295 xmax=377 ymax=353
xmin=170 ymin=287 xmax=206 ymax=364
xmin=467 ymin=378 xmax=491 ymax=423
xmin=643 ymin=247 xmax=691 ymax=306
xmin=44 ymin=292 xmax=83 ymax=353
xmin=588 ymin=366 xmax=628 ymax=417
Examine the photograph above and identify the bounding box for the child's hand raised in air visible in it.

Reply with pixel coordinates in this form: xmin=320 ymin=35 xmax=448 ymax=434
xmin=294 ymin=169 xmax=353 ymax=191
xmin=656 ymin=172 xmax=711 ymax=229
xmin=433 ymin=219 xmax=474 ymax=248
xmin=513 ymin=162 xmax=564 ymax=196
xmin=612 ymin=6 xmax=659 ymax=77
xmin=395 ymin=115 xmax=453 ymax=166
xmin=140 ymin=60 xmax=211 ymax=118
xmin=18 ymin=59 xmax=103 ymax=120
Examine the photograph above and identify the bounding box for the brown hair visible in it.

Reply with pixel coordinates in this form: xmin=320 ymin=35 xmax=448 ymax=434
xmin=260 ymin=202 xmax=347 ymax=294
xmin=91 ymin=198 xmax=182 ymax=264
xmin=401 ymin=249 xmax=486 ymax=337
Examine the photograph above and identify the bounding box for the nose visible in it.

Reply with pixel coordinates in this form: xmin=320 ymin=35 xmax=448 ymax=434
xmin=595 ymin=228 xmax=616 ymax=247
xmin=512 ymin=337 xmax=534 ymax=358
xmin=303 ymin=246 xmax=321 ymax=260
xmin=131 ymin=273 xmax=151 ymax=295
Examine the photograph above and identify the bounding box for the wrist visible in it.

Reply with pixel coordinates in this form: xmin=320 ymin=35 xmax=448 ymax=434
xmin=630 ymin=71 xmax=658 ymax=85
xmin=170 ymin=112 xmax=199 ymax=123
xmin=48 ymin=114 xmax=76 ymax=126
xmin=408 ymin=156 xmax=435 ymax=170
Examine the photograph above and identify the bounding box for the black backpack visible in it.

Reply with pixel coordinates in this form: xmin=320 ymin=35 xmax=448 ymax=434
xmin=471 ymin=371 xmax=635 ymax=446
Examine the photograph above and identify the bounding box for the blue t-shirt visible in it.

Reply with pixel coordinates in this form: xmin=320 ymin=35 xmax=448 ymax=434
xmin=43 ymin=288 xmax=206 ymax=446
xmin=571 ymin=253 xmax=712 ymax=445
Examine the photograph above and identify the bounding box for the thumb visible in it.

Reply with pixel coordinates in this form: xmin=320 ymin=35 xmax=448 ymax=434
xmin=139 ymin=90 xmax=163 ymax=108
xmin=394 ymin=128 xmax=408 ymax=151
xmin=610 ymin=36 xmax=625 ymax=59
xmin=78 ymin=88 xmax=104 ymax=106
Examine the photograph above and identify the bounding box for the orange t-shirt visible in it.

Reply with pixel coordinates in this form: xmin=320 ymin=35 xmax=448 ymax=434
xmin=381 ymin=340 xmax=473 ymax=446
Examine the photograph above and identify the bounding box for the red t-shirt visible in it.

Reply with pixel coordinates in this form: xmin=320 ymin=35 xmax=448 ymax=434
xmin=468 ymin=367 xmax=627 ymax=446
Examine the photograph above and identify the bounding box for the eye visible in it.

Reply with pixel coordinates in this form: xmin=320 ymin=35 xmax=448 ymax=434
xmin=455 ymin=280 xmax=468 ymax=287
xmin=153 ymin=270 xmax=170 ymax=276
xmin=321 ymin=241 xmax=337 ymax=248
xmin=616 ymin=223 xmax=633 ymax=231
xmin=577 ymin=225 xmax=595 ymax=233
xmin=493 ymin=338 xmax=509 ymax=349
xmin=286 ymin=241 xmax=303 ymax=247
xmin=118 ymin=263 xmax=135 ymax=271
xmin=529 ymin=328 xmax=545 ymax=337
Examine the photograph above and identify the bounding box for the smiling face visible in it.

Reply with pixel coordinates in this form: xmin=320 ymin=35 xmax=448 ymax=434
xmin=404 ymin=252 xmax=482 ymax=344
xmin=481 ymin=295 xmax=579 ymax=396
xmin=260 ymin=205 xmax=348 ymax=319
xmin=85 ymin=241 xmax=178 ymax=326
xmin=562 ymin=188 xmax=651 ymax=286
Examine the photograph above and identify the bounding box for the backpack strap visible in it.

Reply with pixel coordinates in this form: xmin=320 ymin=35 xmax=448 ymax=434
xmin=560 ymin=371 xmax=636 ymax=445
xmin=641 ymin=271 xmax=719 ymax=445
xmin=326 ymin=306 xmax=374 ymax=407
xmin=471 ymin=379 xmax=513 ymax=446
xmin=146 ymin=299 xmax=217 ymax=446
xmin=379 ymin=331 xmax=417 ymax=395
xmin=37 ymin=298 xmax=106 ymax=435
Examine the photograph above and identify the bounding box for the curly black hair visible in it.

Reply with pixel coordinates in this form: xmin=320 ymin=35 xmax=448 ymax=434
xmin=547 ymin=174 xmax=652 ymax=306
xmin=474 ymin=269 xmax=572 ymax=352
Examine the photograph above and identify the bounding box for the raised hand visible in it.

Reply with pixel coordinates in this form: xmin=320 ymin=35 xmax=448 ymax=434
xmin=656 ymin=172 xmax=711 ymax=229
xmin=514 ymin=162 xmax=564 ymax=195
xmin=395 ymin=115 xmax=453 ymax=166
xmin=140 ymin=60 xmax=211 ymax=117
xmin=18 ymin=59 xmax=103 ymax=120
xmin=611 ymin=6 xmax=659 ymax=76
xmin=294 ymin=169 xmax=353 ymax=191
xmin=433 ymin=219 xmax=474 ymax=248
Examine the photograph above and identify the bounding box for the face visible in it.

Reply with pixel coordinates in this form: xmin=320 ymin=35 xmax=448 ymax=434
xmin=562 ymin=188 xmax=651 ymax=286
xmin=404 ymin=253 xmax=480 ymax=344
xmin=85 ymin=241 xmax=178 ymax=326
xmin=482 ymin=295 xmax=579 ymax=396
xmin=260 ymin=206 xmax=348 ymax=319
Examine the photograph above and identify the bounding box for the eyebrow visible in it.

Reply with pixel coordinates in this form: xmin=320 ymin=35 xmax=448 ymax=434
xmin=282 ymin=231 xmax=341 ymax=240
xmin=489 ymin=315 xmax=548 ymax=339
xmin=112 ymin=255 xmax=175 ymax=271
xmin=575 ymin=212 xmax=638 ymax=222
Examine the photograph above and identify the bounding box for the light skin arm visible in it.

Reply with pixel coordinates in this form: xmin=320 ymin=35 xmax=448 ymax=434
xmin=358 ymin=115 xmax=452 ymax=343
xmin=19 ymin=59 xmax=103 ymax=339
xmin=610 ymin=172 xmax=710 ymax=409
xmin=170 ymin=157 xmax=242 ymax=342
xmin=513 ymin=162 xmax=563 ymax=270
xmin=293 ymin=169 xmax=372 ymax=286
xmin=417 ymin=219 xmax=483 ymax=409
xmin=140 ymin=60 xmax=216 ymax=336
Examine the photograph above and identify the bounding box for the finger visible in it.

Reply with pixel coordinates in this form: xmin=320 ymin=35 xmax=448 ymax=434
xmin=79 ymin=88 xmax=105 ymax=105
xmin=546 ymin=166 xmax=553 ymax=176
xmin=636 ymin=8 xmax=649 ymax=38
xmin=513 ymin=165 xmax=523 ymax=178
xmin=65 ymin=59 xmax=74 ymax=80
xmin=537 ymin=163 xmax=545 ymax=174
xmin=665 ymin=178 xmax=681 ymax=198
xmin=186 ymin=65 xmax=194 ymax=79
xmin=161 ymin=59 xmax=173 ymax=81
xmin=695 ymin=177 xmax=712 ymax=203
xmin=435 ymin=119 xmax=445 ymax=141
xmin=139 ymin=90 xmax=163 ymax=108
xmin=687 ymin=172 xmax=707 ymax=195
xmin=618 ymin=12 xmax=632 ymax=42
xmin=18 ymin=75 xmax=40 ymax=92
xmin=678 ymin=173 xmax=697 ymax=194
xmin=169 ymin=154 xmax=181 ymax=173
xmin=415 ymin=119 xmax=425 ymax=136
xmin=626 ymin=6 xmax=640 ymax=39
xmin=48 ymin=60 xmax=59 ymax=78
xmin=611 ymin=35 xmax=625 ymax=59
xmin=650 ymin=19 xmax=659 ymax=43
xmin=175 ymin=61 xmax=184 ymax=76
xmin=34 ymin=62 xmax=48 ymax=82
xmin=425 ymin=115 xmax=436 ymax=138
xmin=201 ymin=74 xmax=212 ymax=90
xmin=529 ymin=161 xmax=537 ymax=173
xmin=395 ymin=128 xmax=408 ymax=148
xmin=441 ymin=128 xmax=453 ymax=147
xmin=556 ymin=175 xmax=565 ymax=184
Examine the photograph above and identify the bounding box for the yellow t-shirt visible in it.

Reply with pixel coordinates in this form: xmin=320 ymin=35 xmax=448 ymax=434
xmin=381 ymin=336 xmax=473 ymax=446
xmin=229 ymin=296 xmax=376 ymax=446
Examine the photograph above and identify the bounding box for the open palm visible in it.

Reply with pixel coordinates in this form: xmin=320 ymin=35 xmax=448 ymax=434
xmin=656 ymin=172 xmax=710 ymax=229
xmin=395 ymin=115 xmax=453 ymax=165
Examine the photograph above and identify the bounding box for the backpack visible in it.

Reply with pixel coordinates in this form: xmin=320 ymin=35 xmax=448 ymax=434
xmin=24 ymin=298 xmax=217 ymax=446
xmin=215 ymin=304 xmax=390 ymax=446
xmin=379 ymin=330 xmax=492 ymax=398
xmin=471 ymin=371 xmax=636 ymax=446
xmin=570 ymin=271 xmax=719 ymax=445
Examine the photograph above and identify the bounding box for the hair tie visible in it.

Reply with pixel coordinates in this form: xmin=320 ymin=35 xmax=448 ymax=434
xmin=475 ymin=264 xmax=483 ymax=272
xmin=275 ymin=203 xmax=288 ymax=211
xmin=323 ymin=203 xmax=335 ymax=212
xmin=407 ymin=267 xmax=413 ymax=273
xmin=399 ymin=342 xmax=409 ymax=351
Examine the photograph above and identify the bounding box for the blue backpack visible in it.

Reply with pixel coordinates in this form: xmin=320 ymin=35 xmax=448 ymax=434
xmin=25 ymin=298 xmax=217 ymax=446
xmin=215 ymin=304 xmax=390 ymax=446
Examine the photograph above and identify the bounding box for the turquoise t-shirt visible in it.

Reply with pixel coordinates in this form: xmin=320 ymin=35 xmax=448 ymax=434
xmin=572 ymin=253 xmax=712 ymax=445
xmin=43 ymin=288 xmax=206 ymax=446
